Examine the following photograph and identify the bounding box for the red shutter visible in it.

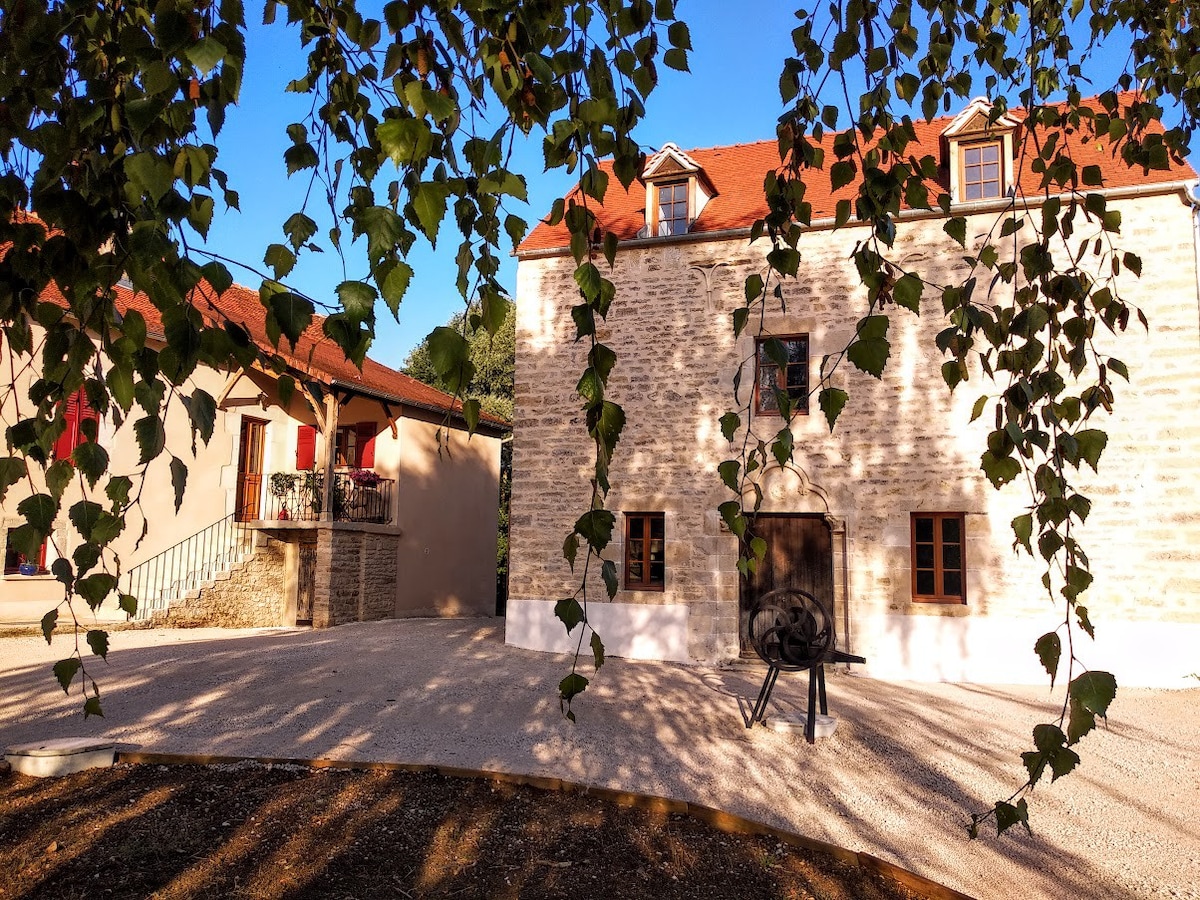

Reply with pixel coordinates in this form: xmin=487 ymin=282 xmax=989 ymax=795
xmin=296 ymin=424 xmax=317 ymax=470
xmin=53 ymin=393 xmax=81 ymax=461
xmin=356 ymin=422 xmax=376 ymax=468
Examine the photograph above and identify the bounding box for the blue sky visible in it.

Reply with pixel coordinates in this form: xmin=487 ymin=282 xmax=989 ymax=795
xmin=198 ymin=2 xmax=1136 ymax=370
xmin=198 ymin=1 xmax=808 ymax=369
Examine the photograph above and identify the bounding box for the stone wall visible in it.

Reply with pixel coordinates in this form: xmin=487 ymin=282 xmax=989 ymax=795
xmin=509 ymin=188 xmax=1200 ymax=678
xmin=146 ymin=534 xmax=288 ymax=628
xmin=312 ymin=526 xmax=399 ymax=627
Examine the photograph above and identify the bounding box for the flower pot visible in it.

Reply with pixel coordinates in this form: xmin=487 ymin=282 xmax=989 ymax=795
xmin=278 ymin=507 xmax=290 ymax=520
xmin=18 ymin=562 xmax=37 ymax=576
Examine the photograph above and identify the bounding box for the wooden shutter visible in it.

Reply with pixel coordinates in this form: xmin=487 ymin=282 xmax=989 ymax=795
xmin=53 ymin=392 xmax=81 ymax=460
xmin=356 ymin=422 xmax=376 ymax=468
xmin=296 ymin=424 xmax=317 ymax=469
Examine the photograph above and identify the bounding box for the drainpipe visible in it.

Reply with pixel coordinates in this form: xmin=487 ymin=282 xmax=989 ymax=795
xmin=1185 ymin=184 xmax=1200 ymax=336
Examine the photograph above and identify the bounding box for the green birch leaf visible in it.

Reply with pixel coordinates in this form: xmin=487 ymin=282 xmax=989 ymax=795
xmin=0 ymin=456 xmax=27 ymax=504
xmin=76 ymin=573 xmax=117 ymax=608
xmin=462 ymin=399 xmax=480 ymax=434
xmin=893 ymin=273 xmax=923 ymax=312
xmin=17 ymin=493 xmax=56 ymax=533
xmin=119 ymin=594 xmax=138 ymax=616
xmin=83 ymin=696 xmax=104 ymax=719
xmin=337 ymin=280 xmax=378 ymax=326
xmin=72 ymin=441 xmax=109 ymax=488
xmin=718 ymin=459 xmax=740 ymax=491
xmin=574 ymin=509 xmax=615 ymax=552
xmin=1034 ymin=632 xmax=1061 ymax=686
xmin=590 ymin=631 xmax=605 ymax=669
xmin=380 ymin=260 xmax=414 ymax=315
xmin=559 ymin=672 xmax=588 ymax=702
xmin=563 ymin=533 xmax=579 ymax=569
xmin=554 ymin=596 xmax=586 ymax=633
xmin=993 ymin=798 xmax=1030 ymax=836
xmin=819 ymin=387 xmax=848 ymax=431
xmin=1067 ymin=670 xmax=1117 ymax=744
xmin=411 ymin=180 xmax=450 ymax=246
xmin=601 ymin=559 xmax=618 ymax=599
xmin=86 ymin=629 xmax=109 ymax=659
xmin=41 ymin=610 xmax=58 ymax=644
xmin=719 ymin=412 xmax=741 ymax=442
xmin=133 ymin=416 xmax=166 ymax=464
xmin=1074 ymin=429 xmax=1108 ymax=472
xmin=45 ymin=460 xmax=74 ymax=500
xmin=53 ymin=657 xmax=81 ymax=694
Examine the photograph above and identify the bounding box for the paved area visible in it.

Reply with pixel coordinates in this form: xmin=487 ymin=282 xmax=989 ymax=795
xmin=1 ymin=619 xmax=1197 ymax=900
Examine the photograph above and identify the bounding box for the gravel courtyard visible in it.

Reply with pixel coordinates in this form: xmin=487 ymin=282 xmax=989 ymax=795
xmin=1 ymin=619 xmax=1196 ymax=900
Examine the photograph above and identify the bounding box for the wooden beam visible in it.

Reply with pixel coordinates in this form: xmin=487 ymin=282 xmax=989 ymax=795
xmin=321 ymin=392 xmax=339 ymax=523
xmin=302 ymin=384 xmax=327 ymax=433
xmin=381 ymin=402 xmax=400 ymax=439
xmin=215 ymin=369 xmax=245 ymax=408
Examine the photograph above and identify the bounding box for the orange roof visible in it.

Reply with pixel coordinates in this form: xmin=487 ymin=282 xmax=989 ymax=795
xmin=520 ymin=94 xmax=1196 ymax=254
xmin=22 ymin=250 xmax=506 ymax=429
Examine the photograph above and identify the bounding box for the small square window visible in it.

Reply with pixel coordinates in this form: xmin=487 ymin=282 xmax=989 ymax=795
xmin=911 ymin=513 xmax=966 ymax=603
xmin=624 ymin=512 xmax=665 ymax=591
xmin=961 ymin=141 xmax=1002 ymax=201
xmin=755 ymin=335 xmax=809 ymax=416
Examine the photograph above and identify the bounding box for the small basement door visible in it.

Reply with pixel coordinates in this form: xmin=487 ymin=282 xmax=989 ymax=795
xmin=739 ymin=513 xmax=834 ymax=655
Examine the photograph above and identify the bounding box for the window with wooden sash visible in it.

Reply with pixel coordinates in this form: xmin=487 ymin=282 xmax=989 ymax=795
xmin=911 ymin=512 xmax=966 ymax=602
xmin=656 ymin=182 xmax=689 ymax=236
xmin=53 ymin=388 xmax=100 ymax=461
xmin=755 ymin=335 xmax=809 ymax=415
xmin=4 ymin=528 xmax=48 ymax=575
xmin=295 ymin=423 xmax=377 ymax=470
xmin=960 ymin=141 xmax=1003 ymax=201
xmin=624 ymin=512 xmax=665 ymax=591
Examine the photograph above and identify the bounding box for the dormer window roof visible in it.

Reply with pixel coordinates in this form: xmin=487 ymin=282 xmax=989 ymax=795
xmin=941 ymin=98 xmax=1021 ymax=204
xmin=637 ymin=142 xmax=717 ymax=238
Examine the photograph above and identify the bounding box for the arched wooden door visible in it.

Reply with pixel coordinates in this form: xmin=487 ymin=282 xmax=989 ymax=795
xmin=739 ymin=513 xmax=834 ymax=655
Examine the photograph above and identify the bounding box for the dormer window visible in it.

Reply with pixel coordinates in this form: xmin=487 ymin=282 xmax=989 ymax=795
xmin=961 ymin=141 xmax=1003 ymax=201
xmin=657 ymin=182 xmax=689 ymax=236
xmin=941 ymin=98 xmax=1019 ymax=205
xmin=637 ymin=142 xmax=716 ymax=239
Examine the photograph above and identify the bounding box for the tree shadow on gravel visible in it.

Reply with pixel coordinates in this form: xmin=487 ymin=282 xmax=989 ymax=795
xmin=1 ymin=620 xmax=1196 ymax=900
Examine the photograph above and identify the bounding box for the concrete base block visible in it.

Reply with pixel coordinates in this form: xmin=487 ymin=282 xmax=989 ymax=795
xmin=5 ymin=738 xmax=117 ymax=777
xmin=765 ymin=713 xmax=838 ymax=739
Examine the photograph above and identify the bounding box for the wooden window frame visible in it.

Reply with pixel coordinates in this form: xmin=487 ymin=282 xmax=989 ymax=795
xmin=754 ymin=334 xmax=810 ymax=416
xmin=624 ymin=511 xmax=666 ymax=592
xmin=959 ymin=139 xmax=1003 ymax=201
xmin=655 ymin=181 xmax=689 ymax=236
xmin=910 ymin=512 xmax=966 ymax=603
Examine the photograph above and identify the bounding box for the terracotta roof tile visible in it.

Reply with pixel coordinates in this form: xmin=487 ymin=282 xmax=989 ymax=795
xmin=9 ymin=229 xmax=506 ymax=428
xmin=520 ymin=93 xmax=1196 ymax=253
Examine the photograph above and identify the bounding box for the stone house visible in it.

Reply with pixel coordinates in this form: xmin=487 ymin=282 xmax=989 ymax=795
xmin=505 ymin=96 xmax=1200 ymax=687
xmin=2 ymin=268 xmax=506 ymax=627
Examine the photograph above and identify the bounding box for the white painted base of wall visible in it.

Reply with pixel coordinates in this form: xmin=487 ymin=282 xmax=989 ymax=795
xmin=505 ymin=598 xmax=691 ymax=663
xmin=852 ymin=614 xmax=1200 ymax=689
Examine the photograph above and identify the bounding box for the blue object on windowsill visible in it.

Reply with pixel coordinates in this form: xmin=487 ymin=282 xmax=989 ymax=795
xmin=18 ymin=563 xmax=37 ymax=576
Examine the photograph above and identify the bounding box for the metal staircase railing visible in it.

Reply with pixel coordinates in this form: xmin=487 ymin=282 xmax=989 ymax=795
xmin=124 ymin=510 xmax=256 ymax=622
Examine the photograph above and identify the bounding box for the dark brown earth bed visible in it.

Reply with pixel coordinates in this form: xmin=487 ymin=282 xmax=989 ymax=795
xmin=0 ymin=762 xmax=927 ymax=900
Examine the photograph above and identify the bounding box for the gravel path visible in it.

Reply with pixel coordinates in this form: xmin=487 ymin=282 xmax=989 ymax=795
xmin=1 ymin=619 xmax=1197 ymax=900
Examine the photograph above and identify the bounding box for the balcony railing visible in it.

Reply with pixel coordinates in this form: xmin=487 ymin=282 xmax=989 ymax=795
xmin=261 ymin=471 xmax=394 ymax=525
